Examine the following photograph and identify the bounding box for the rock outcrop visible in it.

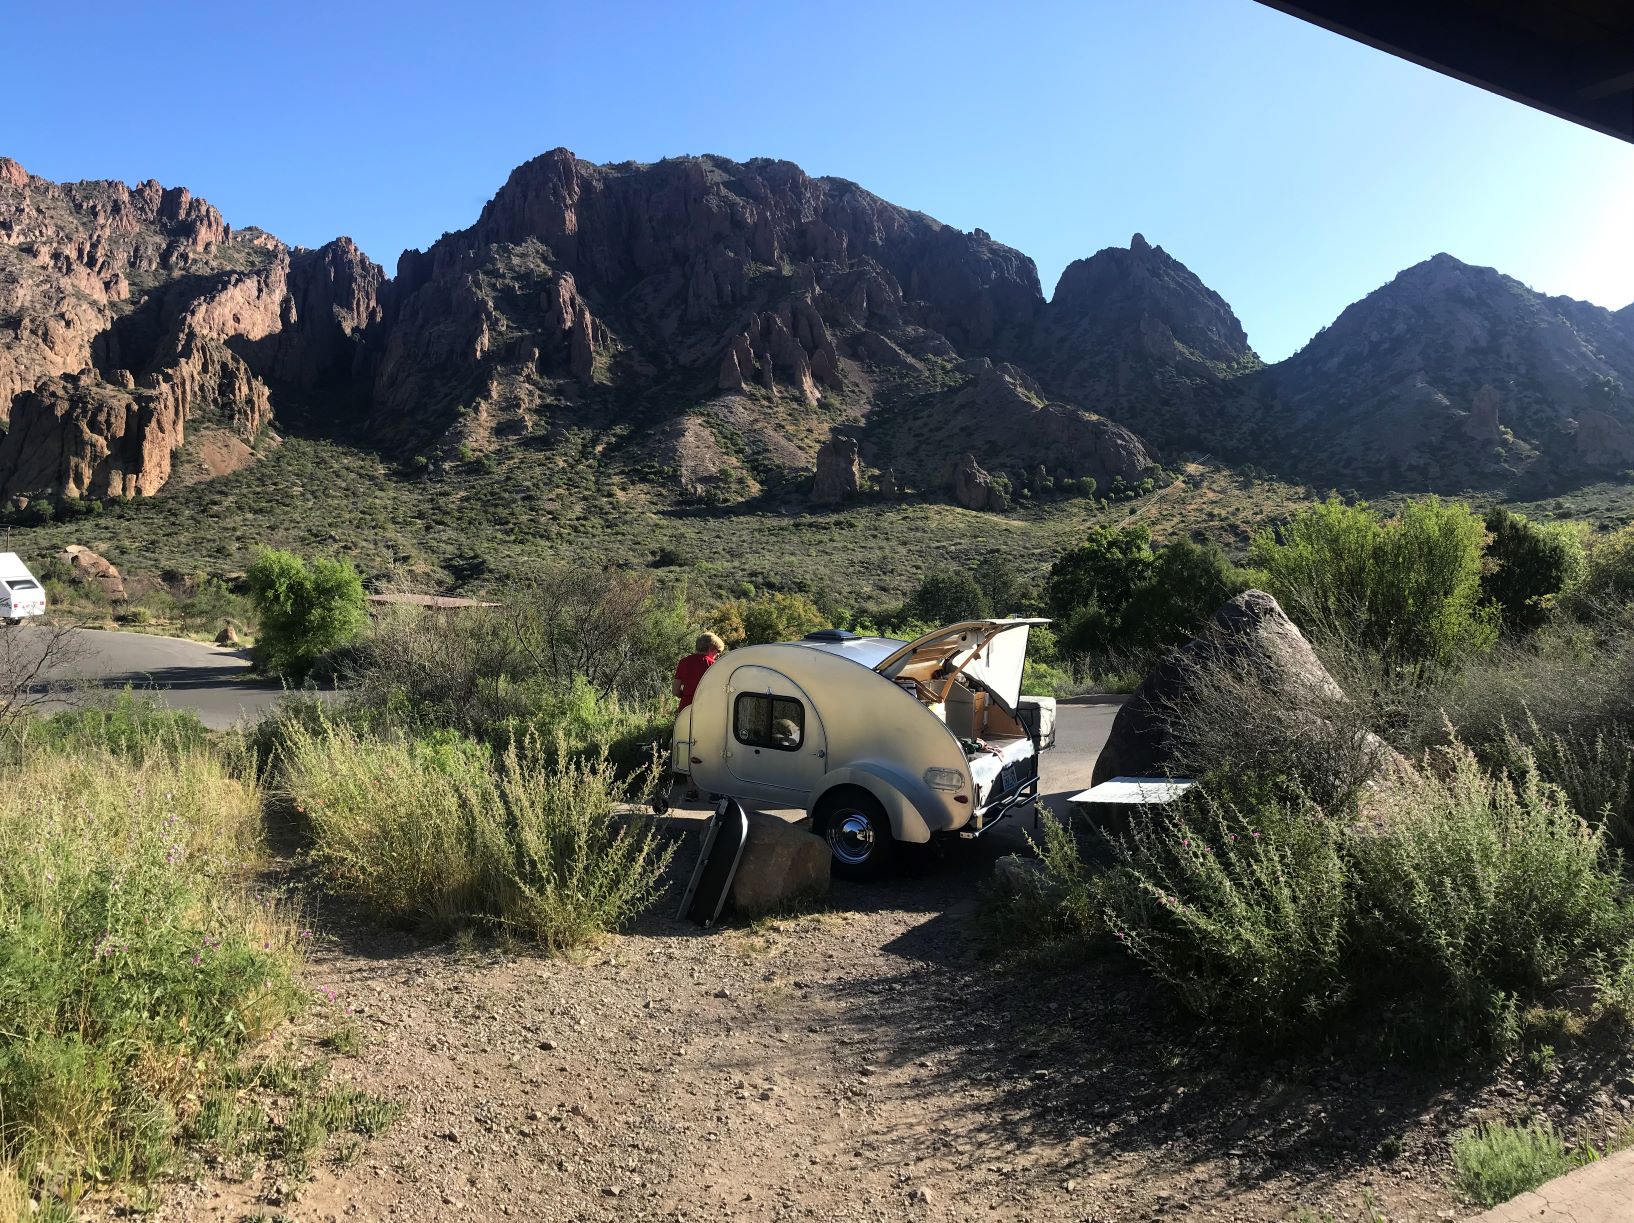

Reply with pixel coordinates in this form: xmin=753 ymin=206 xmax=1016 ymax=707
xmin=729 ymin=812 xmax=831 ymax=916
xmin=950 ymin=453 xmax=1006 ymax=512
xmin=61 ymin=544 xmax=126 ymax=602
xmin=0 ymin=160 xmax=383 ymax=501
xmin=1092 ymin=590 xmax=1403 ymax=793
xmin=812 ymin=435 xmax=861 ymax=504
xmin=1267 ymin=253 xmax=1634 ymax=486
xmin=1024 ymin=233 xmax=1257 ymax=448
xmin=7 ymin=151 xmax=1634 ymax=505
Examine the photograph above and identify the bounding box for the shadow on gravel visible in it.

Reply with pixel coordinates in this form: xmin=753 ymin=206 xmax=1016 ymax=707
xmin=812 ymin=892 xmax=1634 ymax=1206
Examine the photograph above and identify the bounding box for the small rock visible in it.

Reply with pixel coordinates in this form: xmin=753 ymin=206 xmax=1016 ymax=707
xmin=908 ymin=1187 xmax=931 ymax=1205
xmin=537 ymin=1039 xmax=557 ymax=1051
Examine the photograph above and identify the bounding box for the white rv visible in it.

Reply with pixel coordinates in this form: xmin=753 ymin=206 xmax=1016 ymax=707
xmin=671 ymin=619 xmax=1057 ymax=878
xmin=0 ymin=553 xmax=46 ymax=623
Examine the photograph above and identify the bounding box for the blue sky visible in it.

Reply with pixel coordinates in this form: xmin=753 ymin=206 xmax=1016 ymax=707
xmin=6 ymin=0 xmax=1631 ymax=361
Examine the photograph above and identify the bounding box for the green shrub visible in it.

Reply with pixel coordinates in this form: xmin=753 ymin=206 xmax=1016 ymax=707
xmin=179 ymin=576 xmax=249 ymax=638
xmin=1568 ymin=522 xmax=1634 ymax=614
xmin=343 ymin=573 xmax=687 ymax=751
xmin=1121 ymin=538 xmax=1254 ymax=650
xmin=1498 ymin=718 xmax=1634 ymax=854
xmin=279 ymin=719 xmax=672 ymax=951
xmin=0 ymin=748 xmax=301 ymax=1206
xmin=1096 ymin=795 xmax=1350 ymax=1037
xmin=245 ymin=549 xmax=365 ymax=682
xmin=1428 ymin=610 xmax=1634 ymax=754
xmin=1251 ymin=497 xmax=1495 ymax=670
xmin=1451 ymin=1121 xmax=1577 ymax=1208
xmin=14 ymin=692 xmax=209 ymax=763
xmin=709 ymin=591 xmax=827 ymax=646
xmin=1482 ymin=506 xmax=1584 ymax=633
xmin=1349 ymin=742 xmax=1622 ymax=1050
xmin=1049 ymin=527 xmax=1252 ymax=659
xmin=1047 ymin=523 xmax=1155 ymax=648
xmin=1005 ymin=738 xmax=1631 ymax=1056
xmin=900 ymin=567 xmax=991 ymax=625
xmin=980 ymin=814 xmax=1101 ymax=966
xmin=496 ymin=676 xmax=672 ymax=777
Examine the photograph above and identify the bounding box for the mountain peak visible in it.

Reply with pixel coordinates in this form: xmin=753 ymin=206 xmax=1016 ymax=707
xmin=1046 ymin=238 xmax=1249 ymax=366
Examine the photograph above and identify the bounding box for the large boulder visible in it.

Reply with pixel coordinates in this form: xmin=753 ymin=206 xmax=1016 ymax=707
xmin=1092 ymin=590 xmax=1403 ymax=794
xmin=950 ymin=452 xmax=1007 ymax=511
xmin=811 ymin=435 xmax=861 ymax=505
xmin=729 ymin=812 xmax=831 ymax=916
xmin=61 ymin=544 xmax=127 ymax=602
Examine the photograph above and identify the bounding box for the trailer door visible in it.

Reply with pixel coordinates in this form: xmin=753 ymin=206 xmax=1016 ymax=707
xmin=724 ymin=666 xmax=827 ymax=801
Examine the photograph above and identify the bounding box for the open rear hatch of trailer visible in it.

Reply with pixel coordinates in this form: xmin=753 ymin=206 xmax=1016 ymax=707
xmin=872 ymin=618 xmax=1047 ymax=709
xmin=874 ymin=619 xmax=1051 ymax=828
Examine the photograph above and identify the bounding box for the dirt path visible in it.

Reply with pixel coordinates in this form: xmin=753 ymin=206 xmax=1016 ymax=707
xmin=152 ymin=708 xmax=1634 ymax=1223
xmin=153 ymin=835 xmax=1634 ymax=1223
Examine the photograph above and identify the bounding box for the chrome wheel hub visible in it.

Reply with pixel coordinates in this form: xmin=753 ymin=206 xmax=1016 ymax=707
xmin=829 ymin=812 xmax=875 ymax=864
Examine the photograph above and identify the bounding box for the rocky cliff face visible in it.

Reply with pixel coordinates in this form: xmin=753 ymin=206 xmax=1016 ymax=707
xmin=1267 ymin=254 xmax=1634 ymax=487
xmin=366 ymin=150 xmax=1165 ymax=502
xmin=0 ymin=159 xmax=384 ymax=500
xmin=3 ymin=149 xmax=1629 ymax=508
xmin=1025 ymin=233 xmax=1257 ymax=446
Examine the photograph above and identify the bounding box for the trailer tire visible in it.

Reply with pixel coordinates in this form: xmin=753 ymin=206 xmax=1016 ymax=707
xmin=813 ymin=789 xmax=896 ymax=881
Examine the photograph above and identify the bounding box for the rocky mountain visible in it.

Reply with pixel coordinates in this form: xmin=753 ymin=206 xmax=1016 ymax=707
xmin=370 ymin=150 xmax=1160 ymax=500
xmin=1267 ymin=254 xmax=1634 ymax=488
xmin=2 ymin=149 xmax=1631 ymax=509
xmin=0 ymin=157 xmax=383 ymax=501
xmin=1022 ymin=233 xmax=1259 ymax=447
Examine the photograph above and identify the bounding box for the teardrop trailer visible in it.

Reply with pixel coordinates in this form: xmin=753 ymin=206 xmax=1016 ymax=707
xmin=668 ymin=619 xmax=1057 ymax=878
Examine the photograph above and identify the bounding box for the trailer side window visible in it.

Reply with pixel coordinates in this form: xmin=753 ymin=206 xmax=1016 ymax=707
xmin=733 ymin=693 xmax=804 ymax=752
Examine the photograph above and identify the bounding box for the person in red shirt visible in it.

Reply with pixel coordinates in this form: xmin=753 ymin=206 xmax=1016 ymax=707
xmin=674 ymin=632 xmax=724 ymax=710
xmin=674 ymin=632 xmax=724 ymax=801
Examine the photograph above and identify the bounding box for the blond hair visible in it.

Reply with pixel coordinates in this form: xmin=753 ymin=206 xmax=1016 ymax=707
xmin=697 ymin=631 xmax=726 ymax=654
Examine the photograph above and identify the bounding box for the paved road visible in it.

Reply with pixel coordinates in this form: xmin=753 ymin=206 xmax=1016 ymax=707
xmin=21 ymin=626 xmax=293 ymax=730
xmin=20 ymin=627 xmax=1128 ymax=776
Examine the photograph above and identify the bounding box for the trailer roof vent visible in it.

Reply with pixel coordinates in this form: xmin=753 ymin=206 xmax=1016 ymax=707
xmin=803 ymin=628 xmax=858 ymax=642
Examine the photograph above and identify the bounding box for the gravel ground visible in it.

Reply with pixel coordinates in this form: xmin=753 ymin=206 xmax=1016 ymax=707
xmin=151 ymin=820 xmax=1634 ymax=1223
xmin=146 ymin=705 xmax=1634 ymax=1223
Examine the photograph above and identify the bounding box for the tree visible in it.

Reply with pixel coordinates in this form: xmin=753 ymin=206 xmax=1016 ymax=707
xmin=708 ymin=591 xmax=827 ymax=647
xmin=1481 ymin=506 xmax=1584 ymax=632
xmin=1250 ymin=497 xmax=1495 ymax=670
xmin=1047 ymin=524 xmax=1156 ymax=654
xmin=1123 ymin=539 xmax=1253 ymax=649
xmin=245 ymin=549 xmax=366 ymax=681
xmin=1047 ymin=525 xmax=1155 ymax=620
xmin=0 ymin=619 xmax=88 ymax=738
xmin=901 ymin=568 xmax=991 ymax=626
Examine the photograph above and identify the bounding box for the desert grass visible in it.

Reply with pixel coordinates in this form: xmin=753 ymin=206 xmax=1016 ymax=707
xmin=0 ymin=747 xmax=302 ymax=1214
xmin=278 ymin=717 xmax=673 ymax=951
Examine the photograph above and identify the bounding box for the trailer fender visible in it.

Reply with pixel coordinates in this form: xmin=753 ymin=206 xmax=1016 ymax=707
xmin=809 ymin=764 xmax=939 ymax=844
